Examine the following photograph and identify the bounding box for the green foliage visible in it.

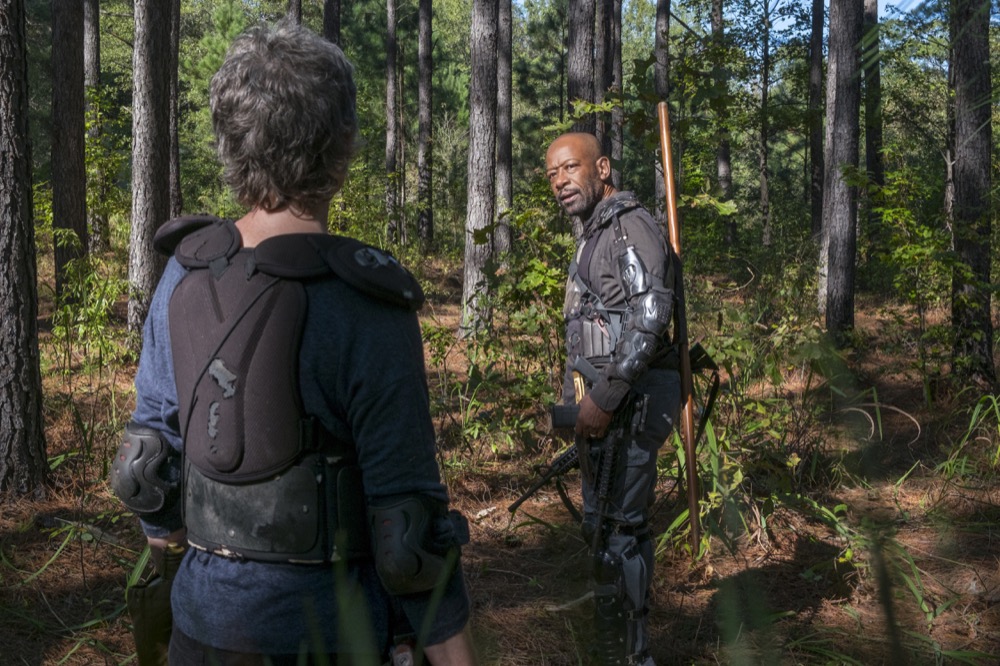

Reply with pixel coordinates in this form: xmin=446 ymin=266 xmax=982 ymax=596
xmin=423 ymin=182 xmax=572 ymax=460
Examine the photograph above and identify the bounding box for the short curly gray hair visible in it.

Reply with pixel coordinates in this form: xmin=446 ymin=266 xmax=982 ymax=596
xmin=210 ymin=21 xmax=358 ymax=212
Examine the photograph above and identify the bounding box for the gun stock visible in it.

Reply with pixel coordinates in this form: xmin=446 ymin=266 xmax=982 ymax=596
xmin=658 ymin=101 xmax=701 ymax=552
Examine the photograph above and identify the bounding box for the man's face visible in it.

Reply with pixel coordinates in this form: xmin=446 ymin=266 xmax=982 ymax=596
xmin=545 ymin=137 xmax=608 ymax=219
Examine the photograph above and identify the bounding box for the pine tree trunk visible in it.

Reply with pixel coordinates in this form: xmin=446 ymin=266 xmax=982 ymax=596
xmin=610 ymin=0 xmax=623 ymax=189
xmin=287 ymin=0 xmax=302 ymax=24
xmin=862 ymin=0 xmax=884 ymax=258
xmin=417 ymin=0 xmax=433 ymax=248
xmin=128 ymin=0 xmax=172 ymax=340
xmin=809 ymin=0 xmax=825 ymax=238
xmin=759 ymin=1 xmax=772 ymax=248
xmin=461 ymin=0 xmax=498 ymax=336
xmin=712 ymin=0 xmax=734 ymax=245
xmin=820 ymin=0 xmax=862 ymax=338
xmin=169 ymin=0 xmax=182 ymax=219
xmin=385 ymin=0 xmax=401 ymax=243
xmin=567 ymin=0 xmax=595 ymax=133
xmin=495 ymin=0 xmax=513 ymax=256
xmin=950 ymin=0 xmax=995 ymax=384
xmin=51 ymin=0 xmax=87 ymax=297
xmin=653 ymin=0 xmax=670 ymax=230
xmin=84 ymin=0 xmax=108 ymax=254
xmin=323 ymin=0 xmax=341 ymax=45
xmin=0 ymin=0 xmax=48 ymax=496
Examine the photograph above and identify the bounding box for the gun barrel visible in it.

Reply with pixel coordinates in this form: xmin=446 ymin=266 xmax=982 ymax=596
xmin=508 ymin=446 xmax=580 ymax=513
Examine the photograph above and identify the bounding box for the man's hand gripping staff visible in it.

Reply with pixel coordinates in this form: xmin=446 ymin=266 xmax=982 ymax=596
xmin=658 ymin=101 xmax=701 ymax=551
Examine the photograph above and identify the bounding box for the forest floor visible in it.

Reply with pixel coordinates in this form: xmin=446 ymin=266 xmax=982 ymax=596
xmin=2 ymin=261 xmax=1000 ymax=665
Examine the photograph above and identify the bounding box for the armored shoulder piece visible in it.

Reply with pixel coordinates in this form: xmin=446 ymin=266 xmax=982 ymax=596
xmin=255 ymin=234 xmax=425 ymax=311
xmin=153 ymin=216 xmax=424 ymax=310
xmin=153 ymin=214 xmax=227 ymax=257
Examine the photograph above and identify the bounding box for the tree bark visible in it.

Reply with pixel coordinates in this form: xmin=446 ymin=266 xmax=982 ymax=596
xmin=809 ymin=0 xmax=825 ymax=238
xmin=51 ymin=0 xmax=87 ymax=298
xmin=610 ymin=0 xmax=622 ymax=189
xmin=323 ymin=0 xmax=341 ymax=45
xmin=0 ymin=0 xmax=48 ymax=496
xmin=169 ymin=0 xmax=182 ymax=218
xmin=820 ymin=0 xmax=862 ymax=339
xmin=653 ymin=0 xmax=670 ymax=230
xmin=862 ymin=0 xmax=883 ymax=258
xmin=713 ymin=0 xmax=734 ymax=245
xmin=461 ymin=0 xmax=498 ymax=335
xmin=287 ymin=0 xmax=302 ymax=24
xmin=950 ymin=0 xmax=994 ymax=384
xmin=417 ymin=0 xmax=433 ymax=248
xmin=129 ymin=0 xmax=172 ymax=339
xmin=84 ymin=0 xmax=108 ymax=254
xmin=495 ymin=0 xmax=513 ymax=256
xmin=385 ymin=0 xmax=402 ymax=243
xmin=567 ymin=0 xmax=595 ymax=133
xmin=596 ymin=0 xmax=613 ymax=155
xmin=759 ymin=0 xmax=772 ymax=248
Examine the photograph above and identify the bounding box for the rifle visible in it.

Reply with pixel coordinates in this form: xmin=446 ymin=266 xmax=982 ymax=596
xmin=507 ymin=445 xmax=581 ymax=520
xmin=658 ymin=101 xmax=701 ymax=551
xmin=507 ymin=354 xmax=605 ymax=518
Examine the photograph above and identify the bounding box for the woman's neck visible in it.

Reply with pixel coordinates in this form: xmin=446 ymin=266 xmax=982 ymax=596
xmin=235 ymin=203 xmax=330 ymax=248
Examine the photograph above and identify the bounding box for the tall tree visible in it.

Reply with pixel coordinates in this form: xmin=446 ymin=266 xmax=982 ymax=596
xmin=653 ymin=0 xmax=670 ymax=229
xmin=808 ymin=0 xmax=825 ymax=237
xmin=949 ymin=0 xmax=994 ymax=384
xmin=712 ymin=0 xmax=735 ymax=245
xmin=819 ymin=0 xmax=863 ymax=338
xmin=596 ymin=0 xmax=613 ymax=155
xmin=862 ymin=0 xmax=883 ymax=256
xmin=495 ymin=0 xmax=513 ymax=255
xmin=169 ymin=0 xmax=182 ymax=218
xmin=416 ymin=0 xmax=433 ymax=247
xmin=610 ymin=0 xmax=622 ymax=189
xmin=758 ymin=0 xmax=773 ymax=247
xmin=287 ymin=0 xmax=302 ymax=24
xmin=129 ymin=0 xmax=172 ymax=338
xmin=567 ymin=0 xmax=595 ymax=133
xmin=596 ymin=0 xmax=623 ymax=188
xmin=51 ymin=0 xmax=87 ymax=298
xmin=84 ymin=0 xmax=108 ymax=254
xmin=323 ymin=0 xmax=341 ymax=44
xmin=461 ymin=0 xmax=498 ymax=334
xmin=385 ymin=0 xmax=402 ymax=242
xmin=0 ymin=0 xmax=48 ymax=495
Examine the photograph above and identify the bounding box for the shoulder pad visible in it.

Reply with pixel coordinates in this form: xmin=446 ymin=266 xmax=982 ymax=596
xmin=597 ymin=193 xmax=643 ymax=227
xmin=253 ymin=234 xmax=425 ymax=311
xmin=172 ymin=218 xmax=243 ymax=269
xmin=153 ymin=215 xmax=226 ymax=256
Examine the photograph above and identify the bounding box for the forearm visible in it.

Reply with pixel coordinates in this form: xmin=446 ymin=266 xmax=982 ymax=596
xmin=423 ymin=627 xmax=477 ymax=666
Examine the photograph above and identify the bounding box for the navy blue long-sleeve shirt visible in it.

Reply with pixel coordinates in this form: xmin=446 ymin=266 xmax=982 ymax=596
xmin=132 ymin=251 xmax=469 ymax=656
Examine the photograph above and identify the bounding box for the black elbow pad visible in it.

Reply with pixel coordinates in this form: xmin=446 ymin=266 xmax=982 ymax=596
xmin=369 ymin=495 xmax=468 ymax=595
xmin=109 ymin=423 xmax=179 ymax=515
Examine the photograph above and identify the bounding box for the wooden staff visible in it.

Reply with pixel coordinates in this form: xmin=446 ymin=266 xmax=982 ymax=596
xmin=657 ymin=101 xmax=701 ymax=551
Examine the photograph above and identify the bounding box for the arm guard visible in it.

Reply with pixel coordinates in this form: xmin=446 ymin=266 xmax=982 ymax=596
xmin=110 ymin=423 xmax=179 ymax=515
xmin=610 ymin=245 xmax=675 ymax=384
xmin=369 ymin=495 xmax=469 ymax=596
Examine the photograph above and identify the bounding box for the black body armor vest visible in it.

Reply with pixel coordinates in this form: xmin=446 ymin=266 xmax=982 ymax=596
xmin=155 ymin=216 xmax=423 ymax=563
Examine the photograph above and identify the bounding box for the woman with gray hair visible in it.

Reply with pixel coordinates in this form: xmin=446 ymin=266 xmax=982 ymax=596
xmin=113 ymin=21 xmax=476 ymax=665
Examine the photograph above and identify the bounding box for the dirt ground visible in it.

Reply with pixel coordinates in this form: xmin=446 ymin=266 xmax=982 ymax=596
xmin=2 ymin=281 xmax=1000 ymax=665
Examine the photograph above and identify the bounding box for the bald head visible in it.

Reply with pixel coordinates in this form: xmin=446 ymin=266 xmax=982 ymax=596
xmin=545 ymin=133 xmax=615 ymax=219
